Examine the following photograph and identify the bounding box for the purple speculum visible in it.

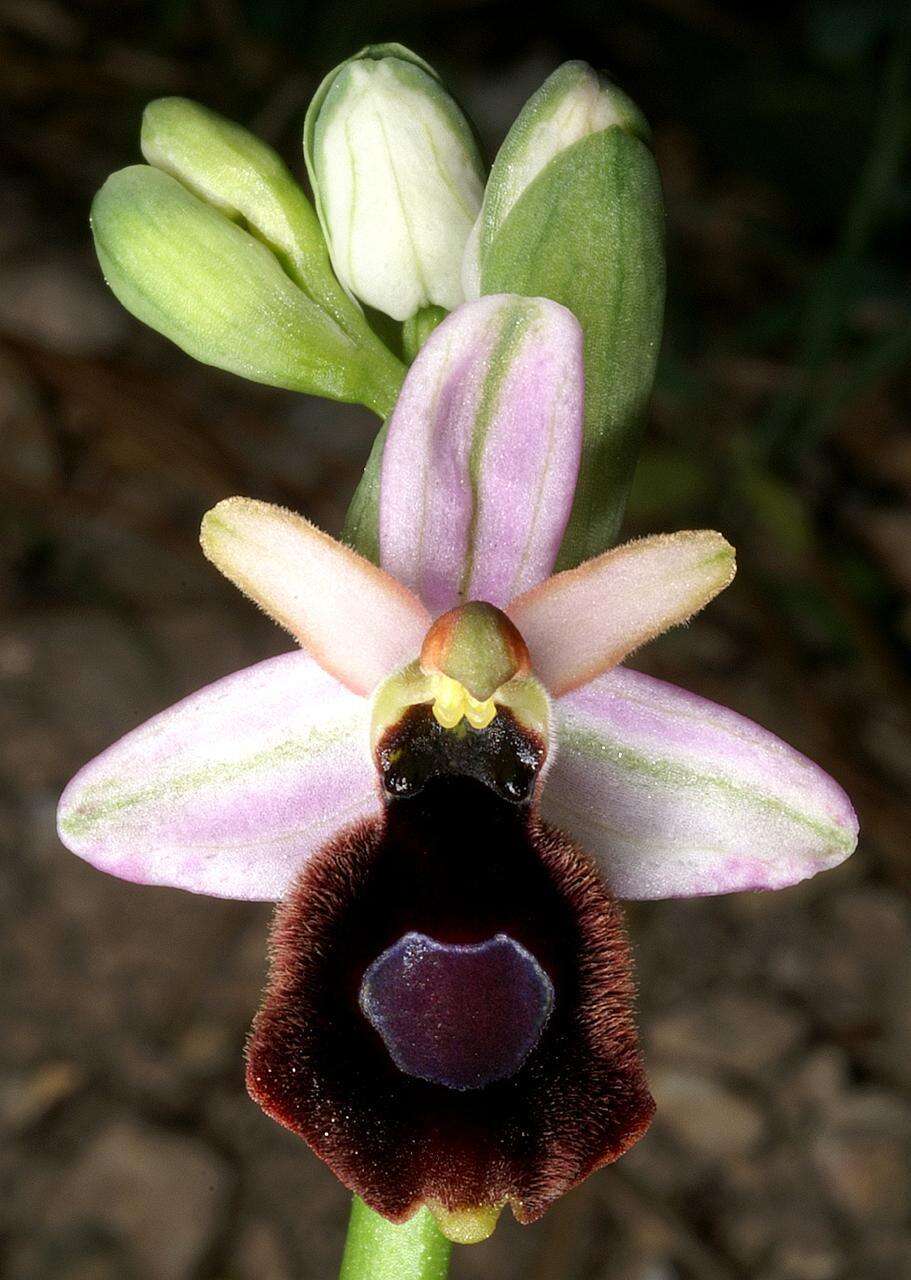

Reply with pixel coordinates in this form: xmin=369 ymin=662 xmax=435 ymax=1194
xmin=360 ymin=930 xmax=554 ymax=1090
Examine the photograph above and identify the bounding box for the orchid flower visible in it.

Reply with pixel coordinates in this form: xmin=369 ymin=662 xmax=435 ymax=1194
xmin=57 ymin=296 xmax=857 ymax=1243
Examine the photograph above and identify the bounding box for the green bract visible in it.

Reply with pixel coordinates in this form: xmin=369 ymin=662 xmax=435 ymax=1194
xmin=402 ymin=304 xmax=447 ymax=363
xmin=305 ymin=43 xmax=485 ymax=322
xmin=472 ymin=63 xmax=665 ymax=568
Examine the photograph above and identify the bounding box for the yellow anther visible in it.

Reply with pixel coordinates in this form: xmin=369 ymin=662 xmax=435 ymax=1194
xmin=430 ymin=673 xmax=497 ymax=731
xmin=464 ymin=693 xmax=497 ymax=729
xmin=432 ymin=701 xmax=465 ymax=730
xmin=430 ymin=674 xmax=464 ymax=728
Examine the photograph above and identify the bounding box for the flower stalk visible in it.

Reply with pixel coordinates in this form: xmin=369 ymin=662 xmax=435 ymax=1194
xmin=339 ymin=1197 xmax=451 ymax=1280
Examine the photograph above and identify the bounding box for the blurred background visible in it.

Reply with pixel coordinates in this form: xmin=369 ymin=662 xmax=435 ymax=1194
xmin=2 ymin=1 xmax=910 ymax=1277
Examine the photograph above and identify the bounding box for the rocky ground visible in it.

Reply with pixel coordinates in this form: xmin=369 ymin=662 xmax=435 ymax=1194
xmin=2 ymin=4 xmax=909 ymax=1278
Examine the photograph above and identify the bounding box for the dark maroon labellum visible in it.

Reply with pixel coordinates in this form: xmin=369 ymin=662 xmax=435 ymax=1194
xmin=246 ymin=707 xmax=654 ymax=1224
xmin=360 ymin=931 xmax=554 ymax=1090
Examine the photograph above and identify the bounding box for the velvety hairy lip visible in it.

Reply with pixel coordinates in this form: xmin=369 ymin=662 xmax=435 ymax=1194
xmin=246 ymin=773 xmax=653 ymax=1224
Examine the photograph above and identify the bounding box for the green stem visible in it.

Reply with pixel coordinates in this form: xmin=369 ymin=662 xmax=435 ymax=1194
xmin=358 ymin=347 xmax=406 ymax=421
xmin=402 ymin=304 xmax=447 ymax=363
xmin=338 ymin=1196 xmax=452 ymax=1280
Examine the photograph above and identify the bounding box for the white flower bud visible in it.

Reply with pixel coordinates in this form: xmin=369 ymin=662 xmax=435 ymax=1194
xmin=305 ymin=45 xmax=485 ymax=322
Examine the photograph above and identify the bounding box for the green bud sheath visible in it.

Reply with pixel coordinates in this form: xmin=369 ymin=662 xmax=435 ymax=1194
xmin=342 ymin=420 xmax=387 ymax=562
xmin=142 ymin=98 xmax=343 ymax=313
xmin=140 ymin=97 xmax=404 ymax=405
xmin=482 ymin=127 xmax=664 ymax=568
xmin=476 ymin=61 xmax=650 ymax=270
xmin=92 ymin=165 xmax=398 ymax=415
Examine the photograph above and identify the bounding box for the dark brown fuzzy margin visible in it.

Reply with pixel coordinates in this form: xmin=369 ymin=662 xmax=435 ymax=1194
xmin=246 ymin=777 xmax=653 ymax=1224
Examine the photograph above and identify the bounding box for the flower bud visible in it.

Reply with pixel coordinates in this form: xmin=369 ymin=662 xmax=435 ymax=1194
xmin=464 ymin=61 xmax=649 ymax=292
xmin=347 ymin=294 xmax=583 ymax=585
xmin=305 ymin=43 xmax=485 ymax=322
xmin=141 ymin=98 xmax=376 ymax=345
xmin=470 ymin=62 xmax=665 ymax=570
xmin=92 ymin=165 xmax=398 ymax=413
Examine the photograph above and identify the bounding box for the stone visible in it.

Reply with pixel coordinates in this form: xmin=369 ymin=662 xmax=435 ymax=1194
xmin=647 ymin=990 xmax=806 ymax=1077
xmin=0 ymin=255 xmax=126 ymax=355
xmin=852 ymin=1230 xmax=911 ymax=1280
xmin=233 ymin=1219 xmax=294 ymax=1280
xmin=716 ymin=1150 xmax=838 ymax=1271
xmin=770 ymin=887 xmax=911 ymax=1055
xmin=861 ymin=707 xmax=911 ymax=789
xmin=859 ymin=508 xmax=911 ymax=595
xmin=812 ymin=1090 xmax=911 ymax=1223
xmin=6 ymin=1227 xmax=136 ymax=1280
xmin=618 ymin=1125 xmax=700 ymax=1199
xmin=595 ymin=1258 xmax=682 ymax=1280
xmin=239 ymin=1145 xmax=345 ymax=1280
xmin=0 ymin=350 xmax=61 ymax=486
xmin=768 ymin=1226 xmax=842 ymax=1280
xmin=45 ymin=1119 xmax=231 ymax=1280
xmin=650 ymin=1068 xmax=765 ymax=1158
xmin=860 ymin=995 xmax=911 ymax=1092
xmin=175 ymin=1020 xmax=238 ymax=1077
xmin=0 ymin=0 xmax=83 ymax=50
xmin=0 ymin=1061 xmax=84 ymax=1136
xmin=454 ymin=1201 xmax=551 ymax=1280
xmin=778 ymin=1046 xmax=849 ymax=1129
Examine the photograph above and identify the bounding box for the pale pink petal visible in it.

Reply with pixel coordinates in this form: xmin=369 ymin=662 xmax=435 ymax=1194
xmin=508 ymin=531 xmax=735 ymax=696
xmin=57 ymin=651 xmax=380 ymax=900
xmin=544 ymin=666 xmax=858 ymax=899
xmin=379 ymin=294 xmax=583 ymax=614
xmin=201 ymin=497 xmax=431 ymax=695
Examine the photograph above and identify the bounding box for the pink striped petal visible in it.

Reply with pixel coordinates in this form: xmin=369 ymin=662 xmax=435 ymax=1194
xmin=379 ymin=294 xmax=583 ymax=614
xmin=201 ymin=498 xmax=431 ymax=695
xmin=544 ymin=667 xmax=858 ymax=899
xmin=508 ymin=531 xmax=735 ymax=696
xmin=57 ymin=652 xmax=380 ymax=900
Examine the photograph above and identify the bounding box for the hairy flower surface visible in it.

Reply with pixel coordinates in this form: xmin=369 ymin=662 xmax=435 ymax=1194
xmin=58 ymin=296 xmax=857 ymax=1237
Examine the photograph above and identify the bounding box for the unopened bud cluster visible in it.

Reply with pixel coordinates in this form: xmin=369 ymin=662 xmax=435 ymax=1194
xmin=91 ymin=42 xmax=664 ymax=570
